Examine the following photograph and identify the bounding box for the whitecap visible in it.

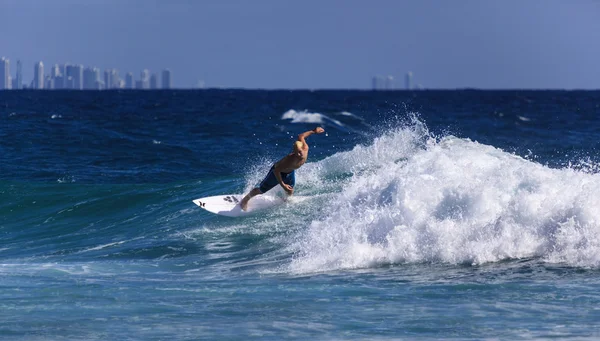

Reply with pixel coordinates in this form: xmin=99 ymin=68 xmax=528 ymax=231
xmin=281 ymin=109 xmax=344 ymax=127
xmin=285 ymin=117 xmax=600 ymax=273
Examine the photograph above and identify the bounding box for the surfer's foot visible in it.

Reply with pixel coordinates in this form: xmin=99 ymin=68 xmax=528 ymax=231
xmin=240 ymin=199 xmax=249 ymax=211
xmin=240 ymin=188 xmax=261 ymax=211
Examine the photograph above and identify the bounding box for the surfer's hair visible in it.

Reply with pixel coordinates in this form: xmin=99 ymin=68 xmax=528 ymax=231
xmin=294 ymin=141 xmax=303 ymax=150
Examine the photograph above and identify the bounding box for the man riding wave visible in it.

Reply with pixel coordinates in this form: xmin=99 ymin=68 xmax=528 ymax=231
xmin=240 ymin=127 xmax=325 ymax=211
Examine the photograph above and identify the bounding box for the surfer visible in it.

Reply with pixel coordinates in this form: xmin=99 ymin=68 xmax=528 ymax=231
xmin=240 ymin=127 xmax=325 ymax=211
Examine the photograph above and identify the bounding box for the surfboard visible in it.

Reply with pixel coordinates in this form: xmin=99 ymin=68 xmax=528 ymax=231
xmin=193 ymin=194 xmax=301 ymax=217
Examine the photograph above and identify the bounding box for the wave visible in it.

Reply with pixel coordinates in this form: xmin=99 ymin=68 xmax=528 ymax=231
xmin=6 ymin=115 xmax=600 ymax=276
xmin=281 ymin=109 xmax=337 ymax=124
xmin=287 ymin=117 xmax=600 ymax=273
xmin=280 ymin=109 xmax=372 ymax=134
xmin=0 ymin=181 xmax=204 ymax=261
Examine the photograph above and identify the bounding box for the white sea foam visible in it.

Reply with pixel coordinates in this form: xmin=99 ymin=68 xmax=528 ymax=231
xmin=339 ymin=111 xmax=359 ymax=118
xmin=288 ymin=119 xmax=600 ymax=273
xmin=281 ymin=109 xmax=344 ymax=127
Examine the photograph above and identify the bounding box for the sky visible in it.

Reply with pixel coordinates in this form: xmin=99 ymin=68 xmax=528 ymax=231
xmin=1 ymin=0 xmax=599 ymax=89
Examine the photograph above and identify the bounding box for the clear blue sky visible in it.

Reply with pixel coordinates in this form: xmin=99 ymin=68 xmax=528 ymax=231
xmin=1 ymin=0 xmax=599 ymax=89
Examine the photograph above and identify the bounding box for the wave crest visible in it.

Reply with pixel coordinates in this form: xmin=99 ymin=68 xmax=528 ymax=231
xmin=289 ymin=119 xmax=600 ymax=273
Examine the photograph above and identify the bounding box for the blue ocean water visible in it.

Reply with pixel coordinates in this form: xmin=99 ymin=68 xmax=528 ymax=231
xmin=1 ymin=89 xmax=600 ymax=340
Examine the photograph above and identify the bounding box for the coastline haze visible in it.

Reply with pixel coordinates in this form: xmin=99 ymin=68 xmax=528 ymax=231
xmin=0 ymin=0 xmax=599 ymax=89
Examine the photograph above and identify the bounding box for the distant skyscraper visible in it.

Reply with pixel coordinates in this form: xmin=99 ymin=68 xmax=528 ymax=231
xmin=385 ymin=75 xmax=394 ymax=90
xmin=74 ymin=65 xmax=83 ymax=90
xmin=59 ymin=64 xmax=67 ymax=79
xmin=49 ymin=64 xmax=61 ymax=89
xmin=104 ymin=70 xmax=111 ymax=90
xmin=50 ymin=64 xmax=60 ymax=78
xmin=64 ymin=64 xmax=73 ymax=89
xmin=0 ymin=57 xmax=9 ymax=90
xmin=371 ymin=75 xmax=385 ymax=90
xmin=125 ymin=72 xmax=134 ymax=89
xmin=405 ymin=71 xmax=413 ymax=90
xmin=139 ymin=69 xmax=149 ymax=89
xmin=34 ymin=62 xmax=44 ymax=89
xmin=161 ymin=69 xmax=172 ymax=89
xmin=83 ymin=67 xmax=100 ymax=90
xmin=65 ymin=64 xmax=83 ymax=90
xmin=106 ymin=69 xmax=120 ymax=89
xmin=16 ymin=60 xmax=22 ymax=90
xmin=45 ymin=75 xmax=53 ymax=90
xmin=150 ymin=73 xmax=158 ymax=89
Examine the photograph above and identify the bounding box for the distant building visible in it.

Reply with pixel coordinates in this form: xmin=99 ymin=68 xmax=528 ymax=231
xmin=83 ymin=68 xmax=92 ymax=89
xmin=405 ymin=71 xmax=413 ymax=90
xmin=0 ymin=57 xmax=9 ymax=90
xmin=94 ymin=80 xmax=104 ymax=90
xmin=15 ymin=60 xmax=22 ymax=90
xmin=108 ymin=69 xmax=120 ymax=89
xmin=83 ymin=67 xmax=101 ymax=90
xmin=125 ymin=72 xmax=134 ymax=89
xmin=63 ymin=64 xmax=72 ymax=89
xmin=65 ymin=64 xmax=83 ymax=89
xmin=135 ymin=80 xmax=143 ymax=89
xmin=104 ymin=69 xmax=112 ymax=90
xmin=45 ymin=75 xmax=53 ymax=90
xmin=150 ymin=73 xmax=157 ymax=89
xmin=104 ymin=69 xmax=120 ymax=89
xmin=50 ymin=64 xmax=60 ymax=78
xmin=372 ymin=75 xmax=385 ymax=90
xmin=59 ymin=64 xmax=67 ymax=79
xmin=34 ymin=62 xmax=44 ymax=89
xmin=385 ymin=75 xmax=394 ymax=90
xmin=139 ymin=69 xmax=149 ymax=89
xmin=53 ymin=75 xmax=65 ymax=89
xmin=161 ymin=69 xmax=172 ymax=89
xmin=73 ymin=65 xmax=84 ymax=90
xmin=49 ymin=64 xmax=61 ymax=89
xmin=65 ymin=76 xmax=75 ymax=89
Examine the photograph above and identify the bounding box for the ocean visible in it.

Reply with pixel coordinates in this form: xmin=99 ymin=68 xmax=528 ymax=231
xmin=1 ymin=89 xmax=600 ymax=340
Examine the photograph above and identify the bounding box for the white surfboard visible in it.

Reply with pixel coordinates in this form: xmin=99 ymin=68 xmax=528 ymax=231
xmin=193 ymin=194 xmax=306 ymax=217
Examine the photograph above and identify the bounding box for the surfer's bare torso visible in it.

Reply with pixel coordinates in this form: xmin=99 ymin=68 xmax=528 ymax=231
xmin=274 ymin=146 xmax=308 ymax=173
xmin=240 ymin=127 xmax=325 ymax=211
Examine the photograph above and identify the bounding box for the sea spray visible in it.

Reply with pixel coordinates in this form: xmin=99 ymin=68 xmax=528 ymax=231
xmin=289 ymin=120 xmax=600 ymax=273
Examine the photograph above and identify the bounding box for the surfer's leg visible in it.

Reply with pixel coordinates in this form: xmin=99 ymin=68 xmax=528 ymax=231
xmin=241 ymin=167 xmax=277 ymax=211
xmin=241 ymin=188 xmax=262 ymax=211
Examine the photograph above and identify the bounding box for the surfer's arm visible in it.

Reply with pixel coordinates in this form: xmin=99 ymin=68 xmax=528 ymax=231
xmin=297 ymin=127 xmax=325 ymax=145
xmin=273 ymin=162 xmax=293 ymax=194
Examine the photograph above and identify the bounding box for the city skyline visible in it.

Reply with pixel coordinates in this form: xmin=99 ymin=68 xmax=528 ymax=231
xmin=0 ymin=56 xmax=174 ymax=90
xmin=1 ymin=1 xmax=599 ymax=89
xmin=3 ymin=54 xmax=428 ymax=91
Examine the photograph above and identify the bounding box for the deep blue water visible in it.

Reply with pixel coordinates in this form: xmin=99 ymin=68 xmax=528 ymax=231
xmin=2 ymin=90 xmax=600 ymax=340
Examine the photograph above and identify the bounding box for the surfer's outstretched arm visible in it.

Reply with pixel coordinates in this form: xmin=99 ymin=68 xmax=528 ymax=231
xmin=297 ymin=127 xmax=325 ymax=146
